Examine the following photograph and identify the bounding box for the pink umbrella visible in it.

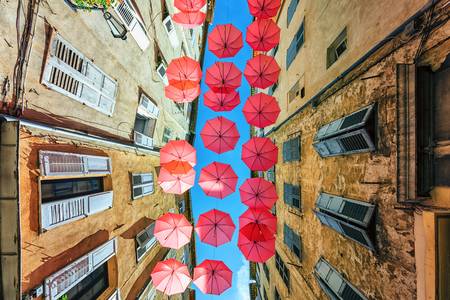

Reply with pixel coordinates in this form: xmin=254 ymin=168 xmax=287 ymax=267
xmin=165 ymin=83 xmax=200 ymax=103
xmin=204 ymin=90 xmax=240 ymax=112
xmin=166 ymin=56 xmax=202 ymax=83
xmin=158 ymin=167 xmax=195 ymax=194
xmin=241 ymin=137 xmax=278 ymax=171
xmin=195 ymin=209 xmax=235 ymax=246
xmin=238 ymin=229 xmax=275 ymax=263
xmin=205 ymin=62 xmax=242 ymax=93
xmin=154 ymin=212 xmax=193 ymax=249
xmin=239 ymin=208 xmax=277 ymax=236
xmin=200 ymin=116 xmax=240 ymax=154
xmin=239 ymin=177 xmax=278 ymax=210
xmin=208 ymin=24 xmax=243 ymax=58
xmin=242 ymin=93 xmax=281 ymax=128
xmin=174 ymin=0 xmax=206 ymax=12
xmin=151 ymin=258 xmax=192 ymax=296
xmin=193 ymin=260 xmax=233 ymax=295
xmin=162 ymin=160 xmax=193 ymax=175
xmin=247 ymin=0 xmax=281 ymax=19
xmin=244 ymin=54 xmax=280 ymax=89
xmin=173 ymin=11 xmax=206 ymax=28
xmin=246 ymin=18 xmax=281 ymax=51
xmin=160 ymin=140 xmax=197 ymax=167
xmin=198 ymin=162 xmax=238 ymax=199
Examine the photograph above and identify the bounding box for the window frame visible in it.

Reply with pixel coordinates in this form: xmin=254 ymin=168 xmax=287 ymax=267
xmin=275 ymin=252 xmax=290 ymax=290
xmin=287 ymin=0 xmax=300 ymax=26
xmin=283 ymin=183 xmax=301 ymax=209
xmin=132 ymin=173 xmax=155 ymax=200
xmin=326 ymin=27 xmax=348 ymax=69
xmin=136 ymin=222 xmax=157 ymax=262
xmin=283 ymin=136 xmax=301 ymax=162
xmin=283 ymin=224 xmax=302 ymax=259
xmin=286 ymin=21 xmax=305 ymax=69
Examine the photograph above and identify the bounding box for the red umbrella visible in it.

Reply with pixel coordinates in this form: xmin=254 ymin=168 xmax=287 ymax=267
xmin=244 ymin=54 xmax=280 ymax=89
xmin=160 ymin=140 xmax=197 ymax=167
xmin=174 ymin=0 xmax=206 ymax=12
xmin=241 ymin=137 xmax=278 ymax=171
xmin=246 ymin=18 xmax=281 ymax=51
xmin=238 ymin=229 xmax=275 ymax=262
xmin=242 ymin=93 xmax=281 ymax=128
xmin=239 ymin=208 xmax=277 ymax=236
xmin=208 ymin=24 xmax=243 ymax=58
xmin=205 ymin=62 xmax=242 ymax=93
xmin=239 ymin=177 xmax=278 ymax=210
xmin=173 ymin=11 xmax=206 ymax=28
xmin=200 ymin=116 xmax=240 ymax=154
xmin=198 ymin=162 xmax=238 ymax=199
xmin=158 ymin=167 xmax=195 ymax=194
xmin=204 ymin=90 xmax=240 ymax=112
xmin=151 ymin=258 xmax=192 ymax=296
xmin=162 ymin=160 xmax=193 ymax=175
xmin=165 ymin=83 xmax=200 ymax=103
xmin=193 ymin=260 xmax=233 ymax=295
xmin=247 ymin=0 xmax=281 ymax=19
xmin=154 ymin=212 xmax=193 ymax=249
xmin=166 ymin=56 xmax=202 ymax=83
xmin=195 ymin=209 xmax=235 ymax=246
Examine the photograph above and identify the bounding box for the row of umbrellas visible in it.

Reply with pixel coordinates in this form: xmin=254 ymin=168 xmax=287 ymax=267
xmin=173 ymin=0 xmax=206 ymax=29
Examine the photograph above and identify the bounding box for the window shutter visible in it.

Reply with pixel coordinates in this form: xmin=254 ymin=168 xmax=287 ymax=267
xmin=139 ymin=94 xmax=160 ymax=119
xmin=87 ymin=191 xmax=113 ymax=215
xmin=156 ymin=63 xmax=169 ymax=85
xmin=114 ymin=0 xmax=150 ymax=50
xmin=291 ymin=137 xmax=300 ymax=160
xmin=286 ymin=40 xmax=297 ymax=68
xmin=283 ymin=141 xmax=290 ymax=161
xmin=283 ymin=184 xmax=292 ymax=205
xmin=287 ymin=0 xmax=299 ymax=25
xmin=291 ymin=185 xmax=301 ymax=208
xmin=85 ymin=156 xmax=112 ymax=174
xmin=283 ymin=224 xmax=291 ymax=248
xmin=314 ymin=128 xmax=375 ymax=157
xmin=40 ymin=151 xmax=84 ymax=176
xmin=92 ymin=238 xmax=117 ymax=268
xmin=134 ymin=131 xmax=154 ymax=148
xmin=163 ymin=16 xmax=180 ymax=47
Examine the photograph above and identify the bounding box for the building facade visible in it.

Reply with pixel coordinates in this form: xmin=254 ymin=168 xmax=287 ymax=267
xmin=0 ymin=0 xmax=213 ymax=299
xmin=251 ymin=0 xmax=450 ymax=299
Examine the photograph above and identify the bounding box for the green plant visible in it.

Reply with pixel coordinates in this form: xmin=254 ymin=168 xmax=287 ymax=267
xmin=73 ymin=0 xmax=115 ymax=9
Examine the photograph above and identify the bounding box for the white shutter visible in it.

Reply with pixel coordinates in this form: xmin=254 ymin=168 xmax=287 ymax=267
xmin=156 ymin=63 xmax=169 ymax=85
xmin=108 ymin=289 xmax=121 ymax=300
xmin=138 ymin=94 xmax=160 ymax=119
xmin=87 ymin=191 xmax=113 ymax=215
xmin=41 ymin=196 xmax=88 ymax=230
xmin=114 ymin=0 xmax=150 ymax=50
xmin=163 ymin=16 xmax=180 ymax=47
xmin=39 ymin=151 xmax=111 ymax=176
xmin=85 ymin=155 xmax=112 ymax=174
xmin=134 ymin=131 xmax=154 ymax=149
xmin=92 ymin=238 xmax=117 ymax=268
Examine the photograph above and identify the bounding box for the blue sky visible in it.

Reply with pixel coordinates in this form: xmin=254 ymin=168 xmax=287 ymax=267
xmin=191 ymin=1 xmax=252 ymax=299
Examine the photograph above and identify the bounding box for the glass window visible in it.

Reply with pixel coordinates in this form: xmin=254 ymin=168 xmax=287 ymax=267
xmin=41 ymin=177 xmax=103 ymax=203
xmin=62 ymin=262 xmax=108 ymax=300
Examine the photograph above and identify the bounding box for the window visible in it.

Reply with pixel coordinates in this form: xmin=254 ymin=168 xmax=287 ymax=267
xmin=271 ymin=203 xmax=277 ymax=216
xmin=63 ymin=262 xmax=109 ymax=300
xmin=287 ymin=81 xmax=300 ymax=103
xmin=263 ymin=263 xmax=270 ymax=281
xmin=327 ymin=28 xmax=348 ymax=68
xmin=113 ymin=0 xmax=150 ymax=50
xmin=266 ymin=166 xmax=275 ymax=183
xmin=287 ymin=0 xmax=300 ymax=26
xmin=313 ymin=103 xmax=377 ymax=157
xmin=286 ymin=21 xmax=304 ymax=68
xmin=272 ymin=44 xmax=279 ymax=57
xmin=162 ymin=127 xmax=172 ymax=143
xmin=42 ymin=34 xmax=117 ymax=115
xmin=263 ymin=288 xmax=269 ymax=300
xmin=283 ymin=137 xmax=300 ymax=162
xmin=275 ymin=252 xmax=290 ymax=289
xmin=284 ymin=183 xmax=301 ymax=209
xmin=132 ymin=173 xmax=154 ymax=200
xmin=283 ymin=224 xmax=301 ymax=259
xmin=274 ymin=288 xmax=281 ymax=300
xmin=41 ymin=177 xmax=103 ymax=203
xmin=136 ymin=223 xmax=157 ymax=261
xmin=134 ymin=94 xmax=158 ymax=149
xmin=178 ymin=199 xmax=186 ymax=213
xmin=315 ymin=192 xmax=376 ymax=250
xmin=315 ymin=257 xmax=367 ymax=300
xmin=269 ymin=81 xmax=278 ymax=96
xmin=162 ymin=1 xmax=179 ymax=48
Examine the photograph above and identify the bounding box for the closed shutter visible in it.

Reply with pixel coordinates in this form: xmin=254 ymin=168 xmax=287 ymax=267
xmin=291 ymin=137 xmax=300 ymax=160
xmin=286 ymin=39 xmax=297 ymax=68
xmin=291 ymin=185 xmax=301 ymax=208
xmin=313 ymin=128 xmax=375 ymax=157
xmin=88 ymin=191 xmax=113 ymax=215
xmin=287 ymin=0 xmax=299 ymax=25
xmin=92 ymin=238 xmax=117 ymax=268
xmin=283 ymin=224 xmax=292 ymax=248
xmin=85 ymin=155 xmax=111 ymax=174
xmin=283 ymin=183 xmax=292 ymax=205
xmin=132 ymin=173 xmax=154 ymax=199
xmin=163 ymin=16 xmax=180 ymax=47
xmin=288 ymin=81 xmax=300 ymax=103
xmin=114 ymin=0 xmax=150 ymax=50
xmin=39 ymin=151 xmax=111 ymax=176
xmin=283 ymin=141 xmax=290 ymax=161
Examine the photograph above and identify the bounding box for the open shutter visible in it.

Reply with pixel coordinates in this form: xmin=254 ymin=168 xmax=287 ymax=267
xmin=283 ymin=224 xmax=292 ymax=248
xmin=286 ymin=39 xmax=297 ymax=68
xmin=283 ymin=184 xmax=292 ymax=206
xmin=156 ymin=63 xmax=169 ymax=85
xmin=88 ymin=191 xmax=113 ymax=215
xmin=114 ymin=0 xmax=150 ymax=50
xmin=283 ymin=141 xmax=290 ymax=161
xmin=40 ymin=151 xmax=84 ymax=176
xmin=313 ymin=128 xmax=375 ymax=157
xmin=291 ymin=185 xmax=301 ymax=208
xmin=163 ymin=16 xmax=180 ymax=47
xmin=287 ymin=0 xmax=299 ymax=25
xmin=138 ymin=94 xmax=160 ymax=119
xmin=85 ymin=155 xmax=111 ymax=174
xmin=92 ymin=238 xmax=117 ymax=268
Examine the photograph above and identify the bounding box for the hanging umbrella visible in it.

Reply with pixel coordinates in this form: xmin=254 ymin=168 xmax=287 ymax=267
xmin=208 ymin=24 xmax=243 ymax=58
xmin=198 ymin=162 xmax=238 ymax=199
xmin=247 ymin=0 xmax=281 ymax=19
xmin=151 ymin=258 xmax=192 ymax=296
xmin=193 ymin=260 xmax=233 ymax=295
xmin=244 ymin=54 xmax=280 ymax=89
xmin=160 ymin=140 xmax=197 ymax=167
xmin=200 ymin=116 xmax=240 ymax=154
xmin=154 ymin=212 xmax=193 ymax=249
xmin=158 ymin=167 xmax=195 ymax=194
xmin=205 ymin=62 xmax=242 ymax=93
xmin=239 ymin=177 xmax=278 ymax=210
xmin=174 ymin=0 xmax=206 ymax=12
xmin=204 ymin=90 xmax=240 ymax=112
xmin=241 ymin=137 xmax=278 ymax=171
xmin=238 ymin=229 xmax=275 ymax=263
xmin=165 ymin=83 xmax=200 ymax=103
xmin=239 ymin=208 xmax=277 ymax=236
xmin=242 ymin=92 xmax=281 ymax=128
xmin=166 ymin=56 xmax=202 ymax=83
xmin=246 ymin=18 xmax=280 ymax=51
xmin=162 ymin=160 xmax=193 ymax=175
xmin=173 ymin=11 xmax=206 ymax=29
xmin=195 ymin=209 xmax=235 ymax=247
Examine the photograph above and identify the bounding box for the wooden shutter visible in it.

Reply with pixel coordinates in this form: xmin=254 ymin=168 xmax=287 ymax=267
xmin=283 ymin=183 xmax=292 ymax=205
xmin=283 ymin=141 xmax=290 ymax=161
xmin=134 ymin=131 xmax=154 ymax=148
xmin=40 ymin=151 xmax=111 ymax=176
xmin=87 ymin=191 xmax=113 ymax=215
xmin=291 ymin=185 xmax=301 ymax=208
xmin=286 ymin=39 xmax=297 ymax=68
xmin=114 ymin=0 xmax=150 ymax=50
xmin=288 ymin=81 xmax=300 ymax=103
xmin=287 ymin=0 xmax=299 ymax=25
xmin=85 ymin=155 xmax=111 ymax=174
xmin=290 ymin=137 xmax=300 ymax=160
xmin=138 ymin=94 xmax=160 ymax=119
xmin=313 ymin=128 xmax=375 ymax=157
xmin=163 ymin=16 xmax=180 ymax=47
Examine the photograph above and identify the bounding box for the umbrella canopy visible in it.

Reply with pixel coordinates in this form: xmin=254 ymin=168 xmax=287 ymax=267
xmin=239 ymin=208 xmax=277 ymax=235
xmin=247 ymin=0 xmax=281 ymax=19
xmin=154 ymin=212 xmax=193 ymax=249
xmin=162 ymin=160 xmax=193 ymax=175
xmin=165 ymin=83 xmax=200 ymax=103
xmin=200 ymin=116 xmax=240 ymax=154
xmin=242 ymin=93 xmax=281 ymax=128
xmin=151 ymin=258 xmax=192 ymax=296
xmin=204 ymin=90 xmax=240 ymax=112
xmin=195 ymin=209 xmax=235 ymax=247
xmin=205 ymin=62 xmax=242 ymax=93
xmin=174 ymin=0 xmax=206 ymax=12
xmin=244 ymin=54 xmax=280 ymax=89
xmin=193 ymin=260 xmax=233 ymax=295
xmin=198 ymin=162 xmax=238 ymax=199
xmin=239 ymin=177 xmax=278 ymax=210
xmin=173 ymin=11 xmax=206 ymax=28
xmin=246 ymin=18 xmax=281 ymax=51
xmin=238 ymin=229 xmax=275 ymax=263
xmin=158 ymin=167 xmax=195 ymax=194
xmin=208 ymin=24 xmax=243 ymax=58
xmin=241 ymin=137 xmax=278 ymax=171
xmin=160 ymin=140 xmax=197 ymax=167
xmin=166 ymin=56 xmax=202 ymax=83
